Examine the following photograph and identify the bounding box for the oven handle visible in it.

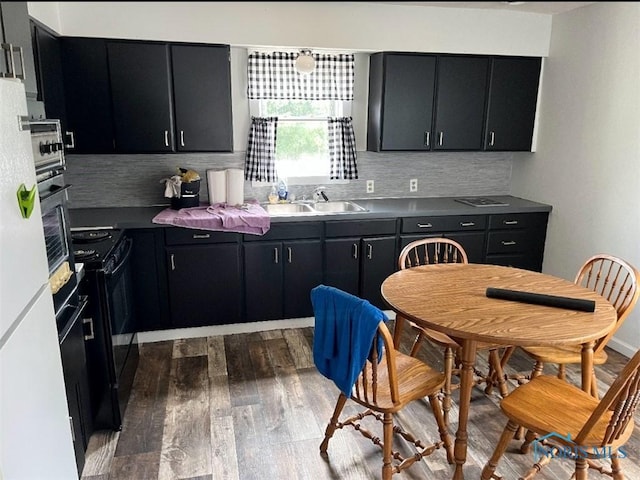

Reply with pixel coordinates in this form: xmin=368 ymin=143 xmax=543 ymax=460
xmin=40 ymin=183 xmax=72 ymax=203
xmin=105 ymin=237 xmax=133 ymax=278
xmin=57 ymin=295 xmax=89 ymax=344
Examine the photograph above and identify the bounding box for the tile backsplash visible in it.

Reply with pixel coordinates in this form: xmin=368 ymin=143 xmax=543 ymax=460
xmin=64 ymin=151 xmax=514 ymax=208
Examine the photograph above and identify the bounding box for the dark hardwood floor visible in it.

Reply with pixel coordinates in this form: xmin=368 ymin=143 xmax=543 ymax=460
xmin=81 ymin=324 xmax=640 ymax=480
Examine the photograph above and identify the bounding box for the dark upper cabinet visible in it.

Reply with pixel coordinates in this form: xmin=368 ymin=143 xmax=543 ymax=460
xmin=433 ymin=55 xmax=489 ymax=151
xmin=60 ymin=37 xmax=115 ymax=153
xmin=171 ymin=44 xmax=233 ymax=152
xmin=483 ymin=56 xmax=542 ymax=151
xmin=107 ymin=41 xmax=175 ymax=153
xmin=0 ymin=2 xmax=37 ymax=98
xmin=367 ymin=52 xmax=436 ymax=151
xmin=30 ymin=21 xmax=66 ymax=125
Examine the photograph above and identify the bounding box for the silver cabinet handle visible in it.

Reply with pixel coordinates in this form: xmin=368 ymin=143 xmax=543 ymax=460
xmin=164 ymin=130 xmax=169 ymax=147
xmin=424 ymin=131 xmax=430 ymax=147
xmin=417 ymin=223 xmax=433 ymax=228
xmin=501 ymin=241 xmax=517 ymax=246
xmin=352 ymin=243 xmax=358 ymax=259
xmin=438 ymin=131 xmax=444 ymax=146
xmin=274 ymin=247 xmax=279 ymax=264
xmin=69 ymin=417 xmax=75 ymax=442
xmin=170 ymin=253 xmax=176 ymax=270
xmin=180 ymin=130 xmax=185 ymax=147
xmin=460 ymin=222 xmax=475 ymax=227
xmin=83 ymin=317 xmax=94 ymax=340
xmin=1 ymin=43 xmax=23 ymax=79
xmin=192 ymin=233 xmax=210 ymax=239
xmin=503 ymin=220 xmax=519 ymax=225
xmin=287 ymin=247 xmax=292 ymax=263
xmin=489 ymin=131 xmax=495 ymax=147
xmin=65 ymin=131 xmax=75 ymax=149
xmin=367 ymin=244 xmax=373 ymax=260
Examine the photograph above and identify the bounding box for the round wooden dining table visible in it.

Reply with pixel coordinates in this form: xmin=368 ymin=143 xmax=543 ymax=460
xmin=381 ymin=263 xmax=617 ymax=480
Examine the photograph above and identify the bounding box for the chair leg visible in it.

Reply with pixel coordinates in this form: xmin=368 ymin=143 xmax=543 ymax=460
xmin=320 ymin=393 xmax=348 ymax=456
xmin=557 ymin=363 xmax=566 ymax=381
xmin=382 ymin=412 xmax=394 ymax=480
xmin=442 ymin=346 xmax=454 ymax=426
xmin=590 ymin=370 xmax=599 ymax=399
xmin=611 ymin=451 xmax=624 ymax=480
xmin=428 ymin=393 xmax=454 ymax=464
xmin=485 ymin=349 xmax=510 ymax=397
xmin=575 ymin=457 xmax=589 ymax=480
xmin=409 ymin=331 xmax=426 ymax=357
xmin=532 ymin=360 xmax=544 ymax=378
xmin=481 ymin=420 xmax=518 ymax=480
xmin=519 ymin=429 xmax=538 ymax=454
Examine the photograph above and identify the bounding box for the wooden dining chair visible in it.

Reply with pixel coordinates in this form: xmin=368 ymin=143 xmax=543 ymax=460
xmin=520 ymin=254 xmax=640 ymax=398
xmin=311 ymin=285 xmax=453 ymax=480
xmin=481 ymin=348 xmax=640 ymax=480
xmin=394 ymin=237 xmax=512 ymax=424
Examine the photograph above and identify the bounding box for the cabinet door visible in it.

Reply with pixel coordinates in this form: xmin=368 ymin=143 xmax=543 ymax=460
xmin=167 ymin=244 xmax=241 ymax=327
xmin=61 ymin=37 xmax=114 ymax=153
xmin=484 ymin=56 xmax=541 ymax=151
xmin=0 ymin=2 xmax=38 ymax=97
xmin=283 ymin=240 xmax=323 ymax=319
xmin=433 ymin=56 xmax=489 ymax=150
xmin=361 ymin=236 xmax=397 ymax=309
xmin=171 ymin=44 xmax=233 ymax=152
xmin=107 ymin=42 xmax=174 ymax=152
xmin=371 ymin=53 xmax=436 ymax=151
xmin=129 ymin=229 xmax=170 ymax=331
xmin=324 ymin=237 xmax=360 ymax=296
xmin=31 ymin=23 xmax=66 ymax=125
xmin=244 ymin=242 xmax=283 ymax=322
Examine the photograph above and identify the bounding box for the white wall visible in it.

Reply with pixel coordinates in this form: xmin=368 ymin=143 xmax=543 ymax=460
xmin=511 ymin=2 xmax=640 ymax=355
xmin=29 ymin=1 xmax=551 ymax=56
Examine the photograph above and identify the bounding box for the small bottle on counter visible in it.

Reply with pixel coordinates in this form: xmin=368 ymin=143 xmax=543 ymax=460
xmin=268 ymin=184 xmax=278 ymax=204
xmin=277 ymin=179 xmax=288 ymax=202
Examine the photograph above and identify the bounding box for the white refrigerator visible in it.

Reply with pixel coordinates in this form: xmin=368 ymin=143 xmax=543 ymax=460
xmin=0 ymin=79 xmax=78 ymax=479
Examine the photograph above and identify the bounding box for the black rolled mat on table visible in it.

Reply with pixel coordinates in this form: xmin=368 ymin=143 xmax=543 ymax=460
xmin=486 ymin=287 xmax=596 ymax=312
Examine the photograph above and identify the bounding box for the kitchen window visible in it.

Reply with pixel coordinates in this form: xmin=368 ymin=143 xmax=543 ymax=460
xmin=245 ymin=51 xmax=357 ymax=185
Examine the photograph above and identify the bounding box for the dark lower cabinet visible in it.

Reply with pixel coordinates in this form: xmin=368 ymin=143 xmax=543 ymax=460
xmin=59 ymin=296 xmax=92 ymax=477
xmin=400 ymin=231 xmax=486 ymax=264
xmin=324 ymin=219 xmax=398 ymax=310
xmin=167 ymin=242 xmax=242 ymax=328
xmin=484 ymin=212 xmax=549 ymax=271
xmin=244 ymin=239 xmax=323 ymax=321
xmin=129 ymin=229 xmax=170 ymax=331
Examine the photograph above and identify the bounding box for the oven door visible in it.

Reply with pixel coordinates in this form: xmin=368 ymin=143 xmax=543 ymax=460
xmin=104 ymin=237 xmax=139 ymax=424
xmin=39 ymin=173 xmax=77 ymax=323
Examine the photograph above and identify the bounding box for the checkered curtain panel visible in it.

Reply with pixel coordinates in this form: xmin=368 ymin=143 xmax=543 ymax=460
xmin=328 ymin=117 xmax=358 ymax=180
xmin=247 ymin=52 xmax=355 ymax=100
xmin=245 ymin=117 xmax=278 ymax=182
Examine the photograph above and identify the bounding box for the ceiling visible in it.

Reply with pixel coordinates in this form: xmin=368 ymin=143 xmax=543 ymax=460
xmin=375 ymin=2 xmax=596 ymax=15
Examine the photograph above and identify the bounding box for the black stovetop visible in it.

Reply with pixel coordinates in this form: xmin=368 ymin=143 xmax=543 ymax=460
xmin=71 ymin=229 xmax=125 ymax=269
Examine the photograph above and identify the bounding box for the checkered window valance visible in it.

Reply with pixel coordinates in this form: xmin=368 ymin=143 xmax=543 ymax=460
xmin=247 ymin=52 xmax=355 ymax=100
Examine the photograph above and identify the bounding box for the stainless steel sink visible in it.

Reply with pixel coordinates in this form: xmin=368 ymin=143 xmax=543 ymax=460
xmin=262 ymin=203 xmax=316 ymax=215
xmin=311 ymin=201 xmax=368 ymax=213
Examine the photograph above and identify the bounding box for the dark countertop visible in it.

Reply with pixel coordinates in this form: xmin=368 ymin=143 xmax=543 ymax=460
xmin=68 ymin=195 xmax=552 ymax=230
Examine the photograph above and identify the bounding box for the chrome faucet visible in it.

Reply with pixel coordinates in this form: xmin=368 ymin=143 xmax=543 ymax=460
xmin=313 ymin=186 xmax=329 ymax=202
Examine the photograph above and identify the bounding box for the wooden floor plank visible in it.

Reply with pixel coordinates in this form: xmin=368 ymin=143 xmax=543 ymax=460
xmin=109 ymin=451 xmax=161 ymax=480
xmin=114 ymin=340 xmax=173 ymax=457
xmin=173 ymin=337 xmax=208 ymax=358
xmin=82 ymin=429 xmax=120 ymax=476
xmin=158 ymin=355 xmax=211 ymax=480
xmin=210 ymin=415 xmax=239 ymax=480
xmin=224 ymin=333 xmax=260 ymax=406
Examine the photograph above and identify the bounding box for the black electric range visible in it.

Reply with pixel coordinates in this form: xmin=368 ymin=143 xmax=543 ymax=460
xmin=71 ymin=228 xmax=138 ymax=431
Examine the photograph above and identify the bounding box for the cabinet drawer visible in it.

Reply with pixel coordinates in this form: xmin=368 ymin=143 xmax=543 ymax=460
xmin=165 ymin=228 xmax=240 ymax=245
xmin=325 ymin=219 xmax=396 ymax=238
xmin=243 ymin=222 xmax=322 ymax=241
xmin=487 ymin=231 xmax=536 ymax=254
xmin=401 ymin=215 xmax=486 ymax=233
xmin=488 ymin=212 xmax=548 ymax=230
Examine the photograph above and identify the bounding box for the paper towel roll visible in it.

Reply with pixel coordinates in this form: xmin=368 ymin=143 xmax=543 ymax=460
xmin=207 ymin=170 xmax=227 ymax=205
xmin=226 ymin=169 xmax=245 ymax=206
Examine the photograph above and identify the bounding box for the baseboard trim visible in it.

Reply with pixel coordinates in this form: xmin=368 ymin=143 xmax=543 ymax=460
xmin=607 ymin=336 xmax=636 ymax=359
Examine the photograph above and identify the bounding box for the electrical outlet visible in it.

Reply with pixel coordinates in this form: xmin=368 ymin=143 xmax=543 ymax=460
xmin=366 ymin=180 xmax=375 ymax=194
xmin=410 ymin=178 xmax=418 ymax=192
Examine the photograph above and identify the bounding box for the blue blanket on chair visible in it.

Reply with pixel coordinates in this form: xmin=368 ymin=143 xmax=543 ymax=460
xmin=311 ymin=285 xmax=388 ymax=396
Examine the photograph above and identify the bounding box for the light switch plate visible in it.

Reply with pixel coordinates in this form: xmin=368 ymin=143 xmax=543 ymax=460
xmin=366 ymin=180 xmax=375 ymax=193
